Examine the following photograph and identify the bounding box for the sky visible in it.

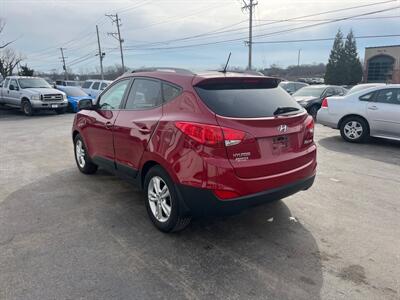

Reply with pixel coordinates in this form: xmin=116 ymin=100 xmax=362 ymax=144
xmin=0 ymin=0 xmax=399 ymax=74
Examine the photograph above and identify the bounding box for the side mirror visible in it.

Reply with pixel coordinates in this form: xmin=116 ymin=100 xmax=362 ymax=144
xmin=9 ymin=84 xmax=15 ymax=91
xmin=78 ymin=99 xmax=95 ymax=110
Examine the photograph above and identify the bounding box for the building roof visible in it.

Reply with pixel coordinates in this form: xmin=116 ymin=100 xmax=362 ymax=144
xmin=365 ymin=45 xmax=400 ymax=49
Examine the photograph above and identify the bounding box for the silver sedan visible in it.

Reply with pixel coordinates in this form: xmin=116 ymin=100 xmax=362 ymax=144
xmin=317 ymin=84 xmax=400 ymax=143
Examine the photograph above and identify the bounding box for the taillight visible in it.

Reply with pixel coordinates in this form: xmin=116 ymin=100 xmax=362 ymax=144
xmin=175 ymin=122 xmax=245 ymax=147
xmin=213 ymin=189 xmax=241 ymax=200
xmin=321 ymin=98 xmax=328 ymax=108
xmin=304 ymin=117 xmax=314 ymax=145
xmin=222 ymin=127 xmax=245 ymax=146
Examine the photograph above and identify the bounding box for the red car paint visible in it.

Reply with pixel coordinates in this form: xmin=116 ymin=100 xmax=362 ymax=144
xmin=73 ymin=70 xmax=316 ymax=212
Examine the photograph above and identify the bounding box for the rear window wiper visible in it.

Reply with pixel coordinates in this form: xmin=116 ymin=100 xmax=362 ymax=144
xmin=273 ymin=107 xmax=300 ymax=116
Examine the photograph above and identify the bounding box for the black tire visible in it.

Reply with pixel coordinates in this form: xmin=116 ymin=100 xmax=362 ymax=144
xmin=55 ymin=107 xmax=66 ymax=114
xmin=144 ymin=165 xmax=191 ymax=233
xmin=73 ymin=134 xmax=98 ymax=174
xmin=340 ymin=116 xmax=369 ymax=143
xmin=308 ymin=105 xmax=320 ymax=120
xmin=22 ymin=100 xmax=34 ymax=116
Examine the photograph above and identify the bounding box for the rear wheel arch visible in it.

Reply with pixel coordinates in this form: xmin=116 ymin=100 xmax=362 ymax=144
xmin=72 ymin=130 xmax=80 ymax=141
xmin=338 ymin=114 xmax=370 ymax=132
xmin=141 ymin=161 xmax=160 ymax=189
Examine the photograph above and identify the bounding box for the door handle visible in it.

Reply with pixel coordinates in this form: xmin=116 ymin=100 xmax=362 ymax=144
xmin=105 ymin=121 xmax=113 ymax=129
xmin=368 ymin=106 xmax=378 ymax=110
xmin=138 ymin=127 xmax=151 ymax=134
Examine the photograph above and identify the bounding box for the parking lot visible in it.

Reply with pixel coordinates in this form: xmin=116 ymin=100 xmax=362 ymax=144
xmin=0 ymin=109 xmax=399 ymax=300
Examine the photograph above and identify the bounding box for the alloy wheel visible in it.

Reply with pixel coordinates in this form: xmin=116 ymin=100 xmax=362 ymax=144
xmin=75 ymin=140 xmax=86 ymax=168
xmin=344 ymin=121 xmax=363 ymax=140
xmin=147 ymin=176 xmax=172 ymax=223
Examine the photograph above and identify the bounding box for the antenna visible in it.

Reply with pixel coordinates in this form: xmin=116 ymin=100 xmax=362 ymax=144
xmin=222 ymin=52 xmax=232 ymax=73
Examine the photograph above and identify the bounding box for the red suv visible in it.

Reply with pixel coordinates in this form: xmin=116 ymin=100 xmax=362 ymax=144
xmin=72 ymin=68 xmax=316 ymax=232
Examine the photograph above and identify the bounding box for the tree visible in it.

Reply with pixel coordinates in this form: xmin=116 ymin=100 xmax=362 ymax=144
xmin=325 ymin=29 xmax=346 ymax=85
xmin=19 ymin=64 xmax=34 ymax=76
xmin=344 ymin=30 xmax=363 ymax=85
xmin=0 ymin=19 xmax=15 ymax=49
xmin=0 ymin=48 xmax=23 ymax=77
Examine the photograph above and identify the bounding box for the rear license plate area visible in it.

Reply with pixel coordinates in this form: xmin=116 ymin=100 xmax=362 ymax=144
xmin=272 ymin=135 xmax=289 ymax=153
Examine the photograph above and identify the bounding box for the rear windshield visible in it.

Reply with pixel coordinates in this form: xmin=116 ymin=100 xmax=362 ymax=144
xmin=194 ymin=80 xmax=302 ymax=118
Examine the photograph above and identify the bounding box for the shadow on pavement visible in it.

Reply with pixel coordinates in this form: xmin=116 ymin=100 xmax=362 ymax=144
xmin=0 ymin=105 xmax=69 ymax=120
xmin=0 ymin=168 xmax=323 ymax=299
xmin=318 ymin=135 xmax=400 ymax=165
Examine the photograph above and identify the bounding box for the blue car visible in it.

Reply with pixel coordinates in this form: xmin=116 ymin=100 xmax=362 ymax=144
xmin=56 ymin=86 xmax=94 ymax=113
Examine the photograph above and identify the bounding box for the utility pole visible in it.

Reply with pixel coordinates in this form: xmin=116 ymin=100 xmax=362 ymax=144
xmin=106 ymin=13 xmax=125 ymax=73
xmin=242 ymin=0 xmax=258 ymax=70
xmin=297 ymin=49 xmax=301 ymax=67
xmin=96 ymin=25 xmax=105 ymax=80
xmin=59 ymin=47 xmax=68 ymax=80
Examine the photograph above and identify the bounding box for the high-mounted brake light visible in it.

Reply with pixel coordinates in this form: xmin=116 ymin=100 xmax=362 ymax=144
xmin=304 ymin=117 xmax=314 ymax=145
xmin=175 ymin=122 xmax=245 ymax=147
xmin=321 ymin=98 xmax=328 ymax=108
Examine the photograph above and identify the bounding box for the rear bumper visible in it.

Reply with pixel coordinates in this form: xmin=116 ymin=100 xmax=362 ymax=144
xmin=317 ymin=109 xmax=339 ymax=129
xmin=176 ymin=175 xmax=315 ymax=217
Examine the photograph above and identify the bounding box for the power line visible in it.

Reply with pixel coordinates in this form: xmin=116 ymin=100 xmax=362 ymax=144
xmin=124 ymin=0 xmax=399 ymax=50
xmin=122 ymin=5 xmax=399 ymax=51
xmin=251 ymin=34 xmax=400 ymax=44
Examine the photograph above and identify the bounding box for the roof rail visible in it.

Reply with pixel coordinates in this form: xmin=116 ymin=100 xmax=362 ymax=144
xmin=131 ymin=67 xmax=195 ymax=75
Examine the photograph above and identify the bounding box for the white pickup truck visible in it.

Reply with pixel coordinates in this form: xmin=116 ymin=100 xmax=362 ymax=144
xmin=0 ymin=76 xmax=68 ymax=116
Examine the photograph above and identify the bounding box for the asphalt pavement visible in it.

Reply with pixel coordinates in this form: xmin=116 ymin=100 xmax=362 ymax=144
xmin=0 ymin=108 xmax=399 ymax=299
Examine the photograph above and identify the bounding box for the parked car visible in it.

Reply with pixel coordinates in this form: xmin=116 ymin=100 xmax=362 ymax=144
xmin=56 ymin=86 xmax=94 ymax=113
xmin=72 ymin=68 xmax=317 ymax=232
xmin=55 ymin=80 xmax=81 ymax=87
xmin=345 ymin=83 xmax=386 ymax=95
xmin=317 ymin=84 xmax=400 ymax=143
xmin=81 ymin=79 xmax=112 ymax=98
xmin=292 ymin=85 xmax=347 ymax=118
xmin=0 ymin=76 xmax=67 ymax=116
xmin=279 ymin=81 xmax=309 ymax=95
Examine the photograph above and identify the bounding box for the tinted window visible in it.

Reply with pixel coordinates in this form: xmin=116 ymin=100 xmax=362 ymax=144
xmin=9 ymin=79 xmax=18 ymax=89
xmin=359 ymin=92 xmax=375 ymax=101
xmin=162 ymin=83 xmax=181 ymax=102
xmin=92 ymin=82 xmax=100 ymax=90
xmin=195 ymin=80 xmax=302 ymax=118
xmin=100 ymin=82 xmax=108 ymax=90
xmin=125 ymin=79 xmax=161 ymax=110
xmin=375 ymin=89 xmax=398 ymax=104
xmin=82 ymin=81 xmax=92 ymax=89
xmin=98 ymin=80 xmax=130 ymax=110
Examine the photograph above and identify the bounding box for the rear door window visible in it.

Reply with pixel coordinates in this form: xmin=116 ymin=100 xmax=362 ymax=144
xmin=374 ymin=89 xmax=397 ymax=104
xmin=194 ymin=79 xmax=302 ymax=118
xmin=162 ymin=82 xmax=181 ymax=102
xmin=82 ymin=81 xmax=92 ymax=89
xmin=125 ymin=79 xmax=162 ymax=110
xmin=359 ymin=92 xmax=375 ymax=101
xmin=92 ymin=82 xmax=100 ymax=90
